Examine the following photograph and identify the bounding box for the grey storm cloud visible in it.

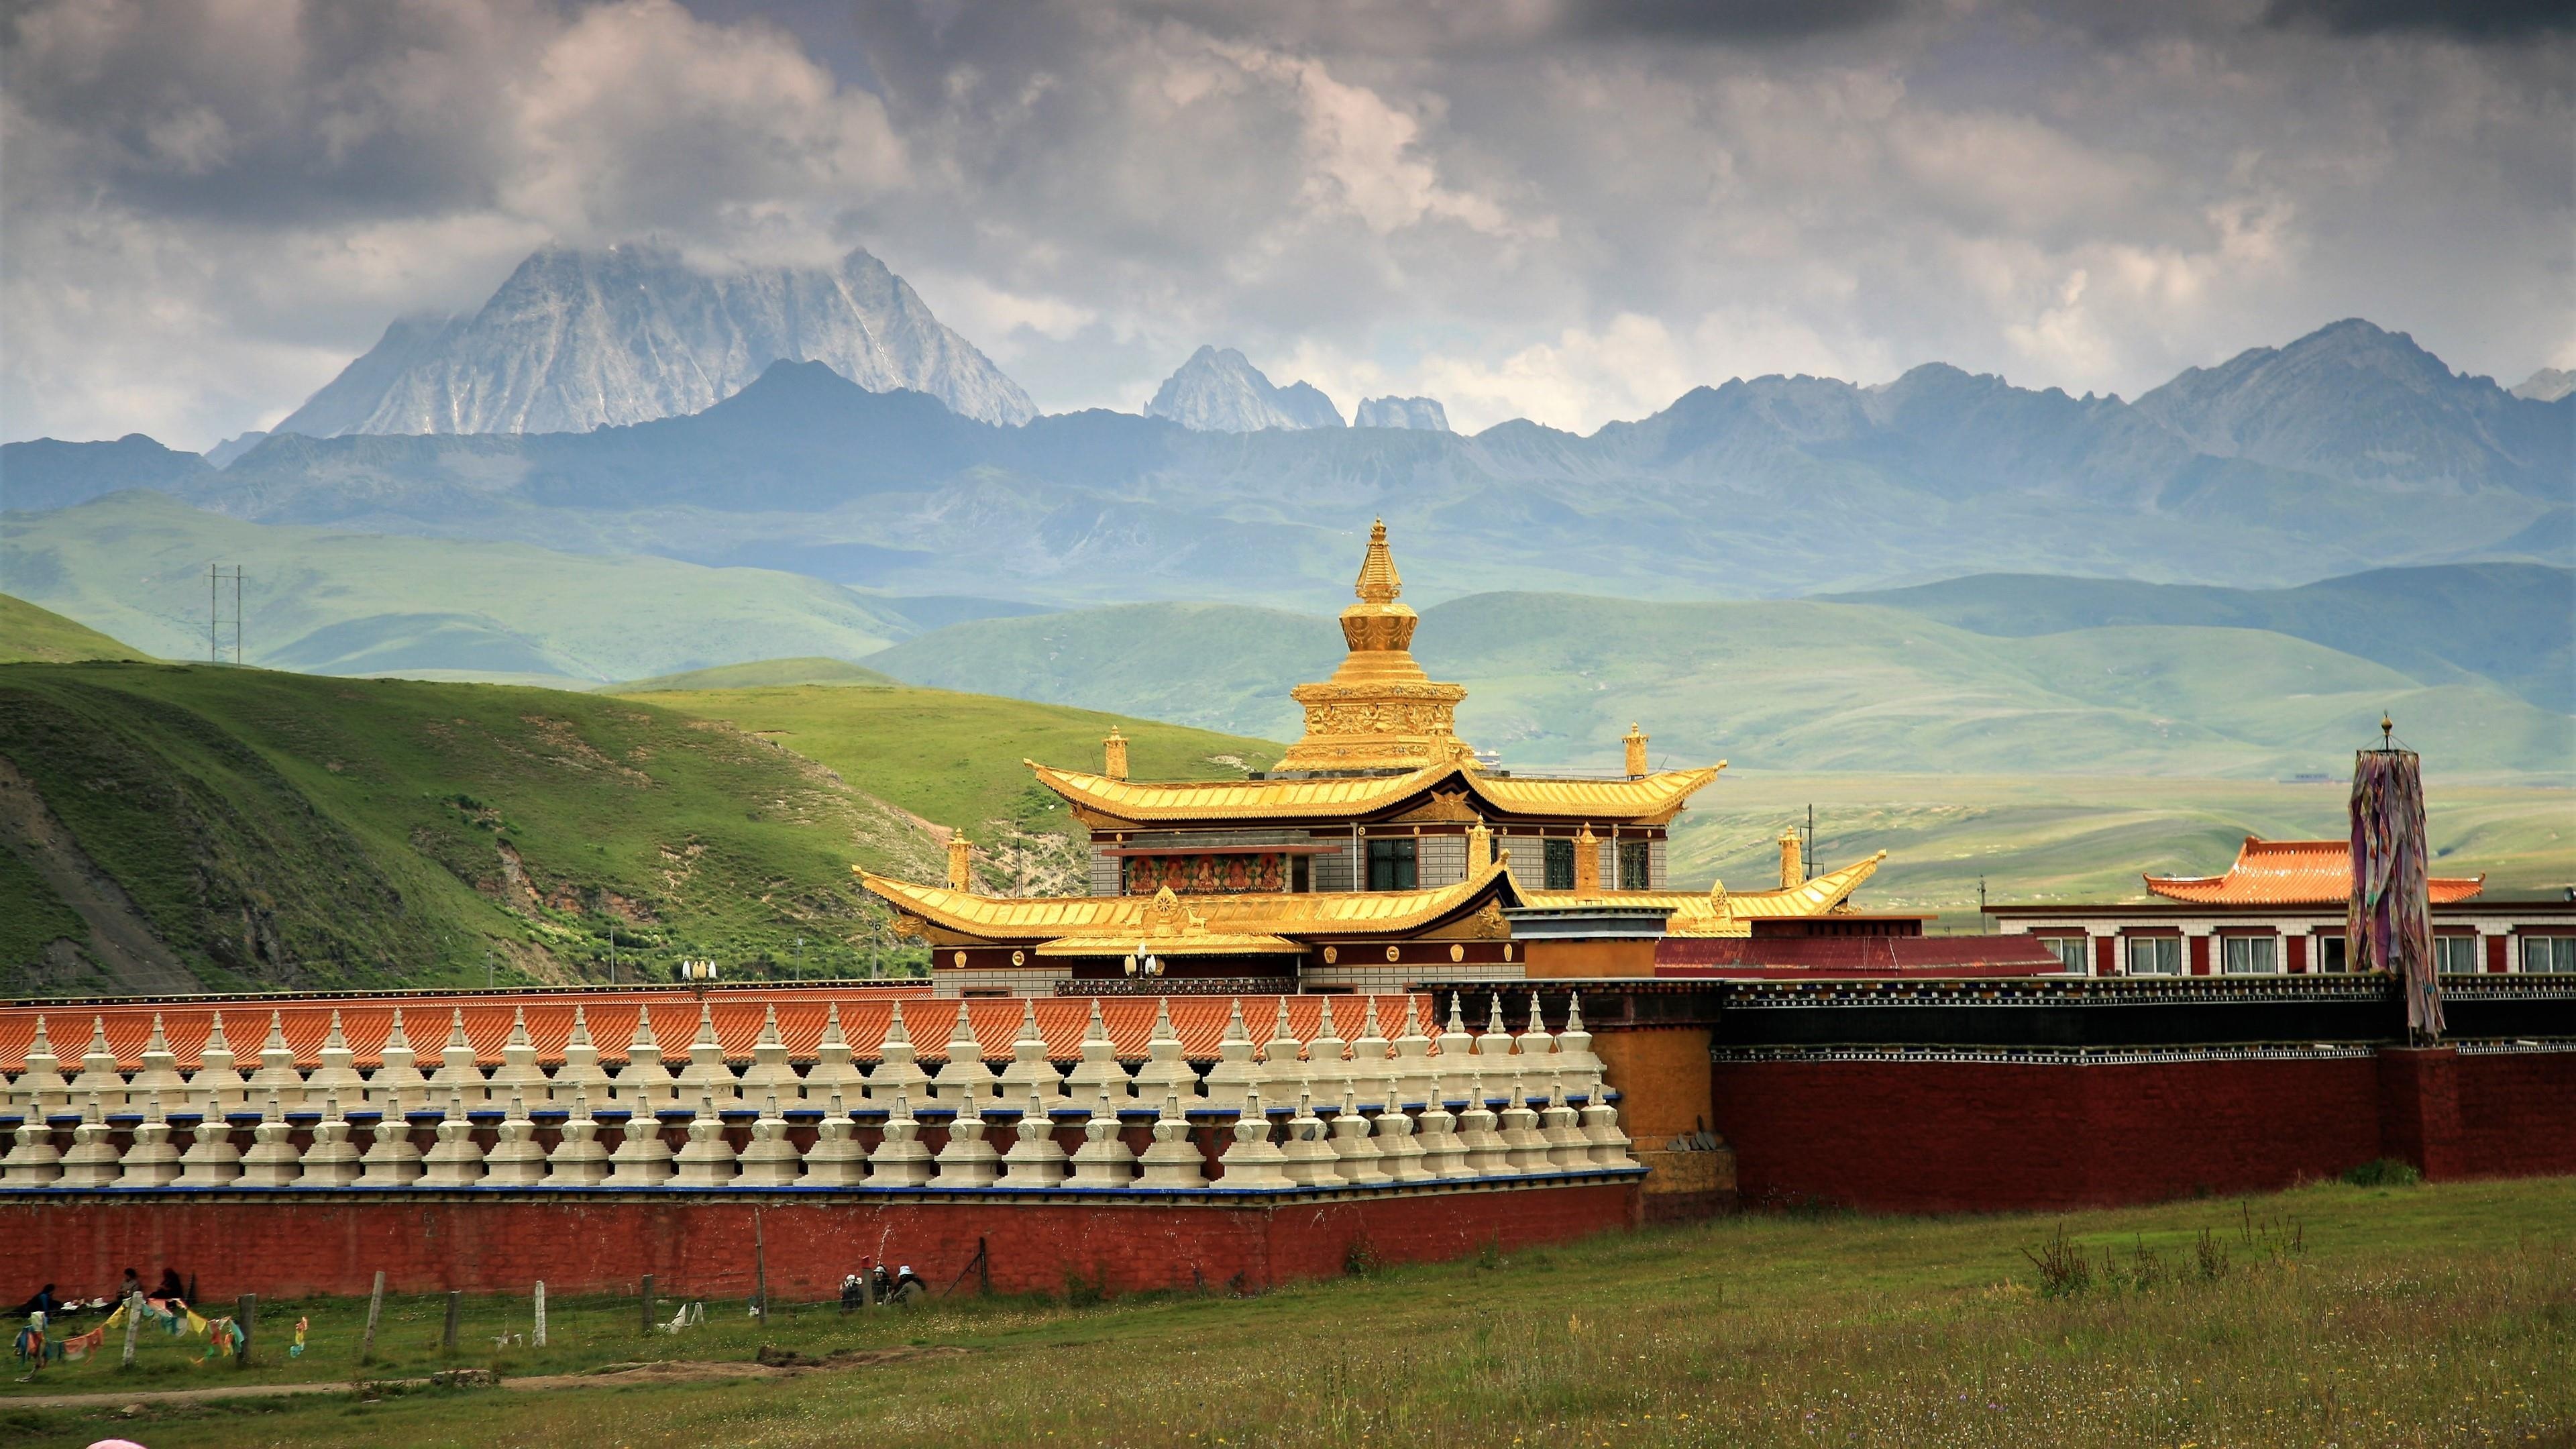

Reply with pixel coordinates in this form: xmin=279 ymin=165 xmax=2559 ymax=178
xmin=1 ymin=0 xmax=2568 ymax=451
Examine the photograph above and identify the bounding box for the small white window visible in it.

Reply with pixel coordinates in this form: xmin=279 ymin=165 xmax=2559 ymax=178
xmin=2522 ymin=936 xmax=2576 ymax=974
xmin=2221 ymin=934 xmax=2277 ymax=975
xmin=2125 ymin=936 xmax=2181 ymax=975
xmin=2314 ymin=934 xmax=2349 ymax=973
xmin=2434 ymin=936 xmax=2481 ymax=975
xmin=2038 ymin=936 xmax=2088 ymax=973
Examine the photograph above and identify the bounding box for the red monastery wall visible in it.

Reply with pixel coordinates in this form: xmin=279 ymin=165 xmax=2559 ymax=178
xmin=1708 ymin=1049 xmax=2574 ymax=1214
xmin=0 ymin=1183 xmax=1639 ymax=1303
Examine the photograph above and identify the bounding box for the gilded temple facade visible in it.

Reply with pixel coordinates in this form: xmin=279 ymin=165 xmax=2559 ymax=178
xmin=860 ymin=522 xmax=1886 ymax=994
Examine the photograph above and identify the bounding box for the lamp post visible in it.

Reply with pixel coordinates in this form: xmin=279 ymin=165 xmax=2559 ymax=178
xmin=1122 ymin=939 xmax=1164 ymax=981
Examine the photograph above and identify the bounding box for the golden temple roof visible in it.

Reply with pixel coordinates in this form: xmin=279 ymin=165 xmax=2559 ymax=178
xmin=1526 ymin=851 xmax=1888 ymax=938
xmin=1275 ymin=519 xmax=1474 ymax=773
xmin=857 ymin=860 xmax=1524 ymax=946
xmin=1029 ymin=759 xmax=1723 ymax=825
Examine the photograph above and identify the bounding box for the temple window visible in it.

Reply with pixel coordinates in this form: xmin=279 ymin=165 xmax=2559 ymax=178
xmin=1544 ymin=839 xmax=1576 ymax=891
xmin=2035 ymin=936 xmax=2088 ymax=973
xmin=1291 ymin=855 xmax=1311 ymax=893
xmin=2220 ymin=934 xmax=2277 ymax=975
xmin=1367 ymin=837 xmax=1417 ymax=890
xmin=2521 ymin=935 xmax=2575 ymax=973
xmin=2125 ymin=936 xmax=2181 ymax=975
xmin=1617 ymin=841 xmax=1651 ymax=890
xmin=2434 ymin=936 xmax=2479 ymax=974
xmin=2315 ymin=934 xmax=2348 ymax=973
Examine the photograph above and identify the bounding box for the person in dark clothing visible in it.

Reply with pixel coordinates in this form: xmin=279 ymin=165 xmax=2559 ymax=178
xmin=7 ymin=1285 xmax=56 ymax=1320
xmin=889 ymin=1265 xmax=929 ymax=1305
xmin=154 ymin=1269 xmax=186 ymax=1303
xmin=119 ymin=1269 xmax=143 ymax=1301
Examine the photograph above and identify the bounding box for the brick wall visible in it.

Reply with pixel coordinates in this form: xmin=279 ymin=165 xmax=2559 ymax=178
xmin=1708 ymin=1048 xmax=2575 ymax=1214
xmin=0 ymin=1182 xmax=1640 ymax=1304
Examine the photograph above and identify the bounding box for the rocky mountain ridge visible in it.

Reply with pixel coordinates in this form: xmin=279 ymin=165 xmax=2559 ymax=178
xmin=272 ymin=244 xmax=1037 ymax=435
xmin=1144 ymin=346 xmax=1345 ymax=431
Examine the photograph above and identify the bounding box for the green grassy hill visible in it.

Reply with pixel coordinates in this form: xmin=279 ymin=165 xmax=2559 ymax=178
xmin=863 ymin=593 xmax=2575 ymax=780
xmin=1675 ymin=771 xmax=2575 ymax=921
xmin=0 ymin=592 xmax=154 ymax=663
xmin=610 ymin=657 xmax=897 ymax=691
xmin=1 ymin=492 xmax=917 ymax=684
xmin=0 ymin=662 xmax=951 ymax=996
xmin=0 ymin=660 xmax=1275 ymax=997
xmin=1828 ymin=563 xmax=2575 ymax=713
xmin=622 ymin=680 xmax=1281 ymax=896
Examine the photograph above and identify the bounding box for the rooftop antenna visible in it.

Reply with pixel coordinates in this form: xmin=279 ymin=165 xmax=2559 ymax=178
xmin=1804 ymin=803 xmax=1815 ymax=883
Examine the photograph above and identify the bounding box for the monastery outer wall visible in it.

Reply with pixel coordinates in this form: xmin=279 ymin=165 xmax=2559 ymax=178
xmin=1705 ymin=1046 xmax=2576 ymax=1214
xmin=0 ymin=1181 xmax=1639 ymax=1302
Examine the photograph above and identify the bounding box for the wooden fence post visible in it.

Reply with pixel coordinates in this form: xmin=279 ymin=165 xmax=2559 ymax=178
xmin=120 ymin=1291 xmax=140 ymax=1368
xmin=640 ymin=1274 xmax=655 ymax=1335
xmin=235 ymin=1294 xmax=256 ymax=1365
xmin=441 ymin=1291 xmax=461 ymax=1352
xmin=752 ymin=1208 xmax=769 ymax=1320
xmin=533 ymin=1281 xmax=547 ymax=1348
xmin=360 ymin=1272 xmax=385 ymax=1362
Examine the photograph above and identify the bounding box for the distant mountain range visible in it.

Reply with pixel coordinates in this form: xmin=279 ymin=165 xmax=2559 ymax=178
xmin=272 ymin=243 xmax=1037 ymax=433
xmin=860 ymin=561 xmax=2575 ymax=780
xmin=3 ymin=319 xmax=2566 ymax=610
xmin=1146 ymin=345 xmax=1346 ymax=431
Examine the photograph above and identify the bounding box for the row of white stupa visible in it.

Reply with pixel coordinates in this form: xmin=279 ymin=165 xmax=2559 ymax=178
xmin=0 ymin=992 xmax=1607 ymax=1120
xmin=0 ymin=1066 xmax=1636 ymax=1193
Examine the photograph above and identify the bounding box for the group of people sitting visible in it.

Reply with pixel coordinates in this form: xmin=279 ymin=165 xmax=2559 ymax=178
xmin=838 ymin=1258 xmax=929 ymax=1311
xmin=11 ymin=1267 xmax=188 ymax=1324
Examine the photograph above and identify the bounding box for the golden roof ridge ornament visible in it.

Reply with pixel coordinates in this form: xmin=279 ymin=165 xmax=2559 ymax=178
xmin=1277 ymin=519 xmax=1473 ymax=774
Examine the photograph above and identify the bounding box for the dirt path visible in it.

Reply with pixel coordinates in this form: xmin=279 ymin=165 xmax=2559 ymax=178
xmin=0 ymin=753 xmax=198 ymax=994
xmin=9 ymin=1344 xmax=967 ymax=1411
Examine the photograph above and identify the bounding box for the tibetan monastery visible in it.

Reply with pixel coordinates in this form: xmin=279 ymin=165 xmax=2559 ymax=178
xmin=859 ymin=521 xmax=1888 ymax=994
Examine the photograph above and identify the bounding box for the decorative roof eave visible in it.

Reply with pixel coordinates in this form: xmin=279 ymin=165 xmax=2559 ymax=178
xmin=1032 ymin=934 xmax=1301 ymax=958
xmin=2143 ymin=835 xmax=2486 ymax=906
xmin=855 ymin=857 xmax=1527 ymax=945
xmin=1027 ymin=759 xmax=1724 ymax=827
xmin=1524 ymin=851 xmax=1889 ymax=939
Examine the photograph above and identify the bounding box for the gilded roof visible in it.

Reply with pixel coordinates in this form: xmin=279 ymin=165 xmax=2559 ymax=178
xmin=2145 ymin=837 xmax=2485 ymax=906
xmin=1525 ymin=852 xmax=1887 ymax=938
xmin=857 ymin=859 xmax=1523 ymax=944
xmin=1030 ymin=759 xmax=1723 ymax=825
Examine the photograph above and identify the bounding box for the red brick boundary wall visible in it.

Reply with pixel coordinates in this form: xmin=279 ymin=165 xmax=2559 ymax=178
xmin=1709 ymin=1046 xmax=2575 ymax=1214
xmin=0 ymin=1181 xmax=1640 ymax=1303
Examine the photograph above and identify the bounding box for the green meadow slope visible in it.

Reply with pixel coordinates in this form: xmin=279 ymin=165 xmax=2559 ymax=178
xmin=0 ymin=662 xmax=950 ymax=996
xmin=0 ymin=593 xmax=154 ymax=664
xmin=0 ymin=652 xmax=1273 ymax=996
xmin=616 ymin=680 xmax=1281 ymax=896
xmin=866 ymin=593 xmax=2575 ymax=780
xmin=612 ymin=657 xmax=898 ymax=692
xmin=1 ymin=492 xmax=916 ymax=684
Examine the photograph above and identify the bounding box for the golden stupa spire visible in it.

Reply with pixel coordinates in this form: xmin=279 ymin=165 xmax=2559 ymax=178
xmin=1354 ymin=518 xmax=1402 ymax=603
xmin=1275 ymin=520 xmax=1472 ymax=774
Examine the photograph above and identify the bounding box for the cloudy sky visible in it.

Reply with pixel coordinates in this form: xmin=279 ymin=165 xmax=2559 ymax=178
xmin=3 ymin=0 xmax=2569 ymax=449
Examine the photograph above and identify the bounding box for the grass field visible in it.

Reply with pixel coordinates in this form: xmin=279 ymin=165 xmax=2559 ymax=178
xmin=0 ymin=594 xmax=154 ymax=665
xmin=0 ymin=661 xmax=1273 ymax=994
xmin=618 ymin=681 xmax=1280 ymax=895
xmin=3 ymin=1176 xmax=2565 ymax=1447
xmin=1679 ymin=771 xmax=2576 ymax=922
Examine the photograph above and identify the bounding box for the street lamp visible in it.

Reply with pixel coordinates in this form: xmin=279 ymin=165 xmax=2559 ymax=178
xmin=1122 ymin=939 xmax=1164 ymax=979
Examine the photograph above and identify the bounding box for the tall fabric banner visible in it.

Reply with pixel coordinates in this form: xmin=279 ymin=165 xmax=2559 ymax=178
xmin=2351 ymin=746 xmax=2440 ymax=1039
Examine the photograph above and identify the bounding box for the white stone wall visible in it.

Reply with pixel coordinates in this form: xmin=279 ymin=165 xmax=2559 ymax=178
xmin=1417 ymin=833 xmax=1468 ymax=888
xmin=1304 ymin=959 xmax=1523 ymax=994
xmin=1313 ymin=837 xmax=1359 ymax=893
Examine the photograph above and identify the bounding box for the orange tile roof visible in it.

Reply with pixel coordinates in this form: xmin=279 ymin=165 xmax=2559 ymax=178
xmin=0 ymin=988 xmax=1509 ymax=1073
xmin=2145 ymin=837 xmax=2485 ymax=906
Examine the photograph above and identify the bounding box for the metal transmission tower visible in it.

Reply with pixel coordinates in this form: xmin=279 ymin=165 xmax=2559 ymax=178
xmin=209 ymin=564 xmax=245 ymax=664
